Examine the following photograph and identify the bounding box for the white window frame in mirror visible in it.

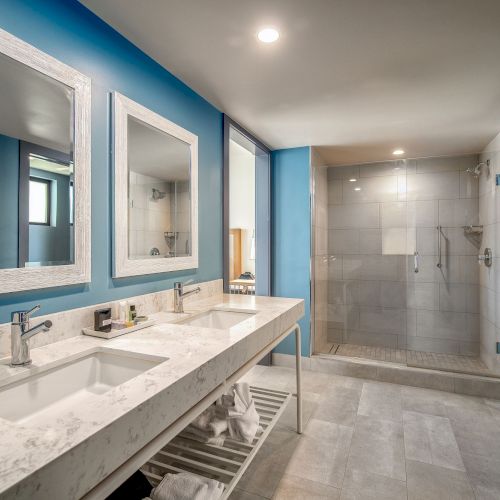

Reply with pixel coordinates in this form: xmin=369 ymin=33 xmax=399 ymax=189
xmin=113 ymin=92 xmax=198 ymax=277
xmin=0 ymin=28 xmax=91 ymax=293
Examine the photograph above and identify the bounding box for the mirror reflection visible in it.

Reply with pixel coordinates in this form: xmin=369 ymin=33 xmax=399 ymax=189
xmin=127 ymin=116 xmax=191 ymax=260
xmin=0 ymin=51 xmax=74 ymax=269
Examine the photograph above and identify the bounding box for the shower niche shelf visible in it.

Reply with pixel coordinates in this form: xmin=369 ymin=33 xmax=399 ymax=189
xmin=462 ymin=225 xmax=483 ymax=235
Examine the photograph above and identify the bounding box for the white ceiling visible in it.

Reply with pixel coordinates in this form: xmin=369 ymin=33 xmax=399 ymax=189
xmin=0 ymin=51 xmax=73 ymax=153
xmin=81 ymin=0 xmax=500 ymax=165
xmin=30 ymin=156 xmax=72 ymax=176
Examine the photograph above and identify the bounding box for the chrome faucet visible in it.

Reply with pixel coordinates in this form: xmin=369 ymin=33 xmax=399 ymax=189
xmin=11 ymin=305 xmax=52 ymax=366
xmin=173 ymin=281 xmax=201 ymax=313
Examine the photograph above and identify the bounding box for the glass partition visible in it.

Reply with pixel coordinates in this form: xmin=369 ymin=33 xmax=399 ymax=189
xmin=312 ymin=155 xmax=490 ymax=376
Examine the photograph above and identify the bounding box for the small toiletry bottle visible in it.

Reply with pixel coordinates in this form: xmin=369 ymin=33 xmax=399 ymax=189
xmin=111 ymin=301 xmax=120 ymax=321
xmin=94 ymin=308 xmax=112 ymax=333
xmin=119 ymin=300 xmax=128 ymax=322
xmin=129 ymin=305 xmax=137 ymax=322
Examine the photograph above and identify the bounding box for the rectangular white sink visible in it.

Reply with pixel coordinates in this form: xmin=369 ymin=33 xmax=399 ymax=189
xmin=178 ymin=309 xmax=255 ymax=329
xmin=0 ymin=350 xmax=166 ymax=424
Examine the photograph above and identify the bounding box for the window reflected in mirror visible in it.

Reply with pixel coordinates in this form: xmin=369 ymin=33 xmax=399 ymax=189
xmin=127 ymin=115 xmax=191 ymax=260
xmin=22 ymin=149 xmax=74 ymax=267
xmin=29 ymin=177 xmax=50 ymax=225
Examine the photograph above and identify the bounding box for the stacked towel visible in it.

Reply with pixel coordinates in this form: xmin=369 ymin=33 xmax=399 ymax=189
xmin=149 ymin=472 xmax=224 ymax=500
xmin=184 ymin=404 xmax=228 ymax=445
xmin=182 ymin=382 xmax=261 ymax=446
xmin=221 ymin=383 xmax=262 ymax=444
xmin=182 ymin=427 xmax=225 ymax=447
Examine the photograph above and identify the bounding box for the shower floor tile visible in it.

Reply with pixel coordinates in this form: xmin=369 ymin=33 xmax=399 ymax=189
xmin=406 ymin=350 xmax=490 ymax=376
xmin=333 ymin=343 xmax=492 ymax=377
xmin=335 ymin=343 xmax=407 ymax=364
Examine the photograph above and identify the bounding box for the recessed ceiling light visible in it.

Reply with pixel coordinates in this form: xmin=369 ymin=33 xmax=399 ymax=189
xmin=354 ymin=187 xmax=361 ymax=191
xmin=393 ymin=149 xmax=405 ymax=156
xmin=349 ymin=178 xmax=357 ymax=182
xmin=258 ymin=27 xmax=280 ymax=43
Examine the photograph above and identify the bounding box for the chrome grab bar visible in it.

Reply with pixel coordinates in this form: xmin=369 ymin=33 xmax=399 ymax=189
xmin=436 ymin=225 xmax=442 ymax=268
xmin=414 ymin=251 xmax=419 ymax=273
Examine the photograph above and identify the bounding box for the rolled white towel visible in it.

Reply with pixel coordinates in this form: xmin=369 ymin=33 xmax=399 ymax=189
xmin=223 ymin=383 xmax=262 ymax=444
xmin=150 ymin=472 xmax=224 ymax=500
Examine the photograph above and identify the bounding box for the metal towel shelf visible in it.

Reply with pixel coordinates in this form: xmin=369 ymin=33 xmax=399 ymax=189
xmin=140 ymin=386 xmax=292 ymax=499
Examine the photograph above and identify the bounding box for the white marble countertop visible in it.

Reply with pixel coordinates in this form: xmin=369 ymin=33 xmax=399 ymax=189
xmin=0 ymin=293 xmax=304 ymax=499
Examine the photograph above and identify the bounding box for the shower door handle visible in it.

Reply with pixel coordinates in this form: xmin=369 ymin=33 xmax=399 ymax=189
xmin=436 ymin=225 xmax=442 ymax=268
xmin=414 ymin=251 xmax=419 ymax=273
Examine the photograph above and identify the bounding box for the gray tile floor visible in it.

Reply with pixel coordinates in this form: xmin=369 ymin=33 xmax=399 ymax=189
xmin=229 ymin=365 xmax=500 ymax=499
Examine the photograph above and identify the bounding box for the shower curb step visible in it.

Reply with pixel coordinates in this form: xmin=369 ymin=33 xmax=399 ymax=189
xmin=272 ymin=352 xmax=500 ymax=400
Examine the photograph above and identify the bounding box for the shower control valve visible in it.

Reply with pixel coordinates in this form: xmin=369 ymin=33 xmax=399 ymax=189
xmin=478 ymin=248 xmax=493 ymax=267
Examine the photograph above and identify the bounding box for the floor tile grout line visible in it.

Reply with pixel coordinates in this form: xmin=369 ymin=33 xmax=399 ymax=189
xmin=445 ymin=408 xmax=479 ymax=500
xmin=343 ymin=381 xmax=366 ymax=491
xmin=399 ymin=384 xmax=409 ymax=495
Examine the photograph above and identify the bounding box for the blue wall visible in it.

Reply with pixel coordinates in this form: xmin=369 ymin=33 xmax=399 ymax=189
xmin=272 ymin=147 xmax=311 ymax=357
xmin=0 ymin=134 xmax=19 ymax=269
xmin=0 ymin=0 xmax=222 ymax=322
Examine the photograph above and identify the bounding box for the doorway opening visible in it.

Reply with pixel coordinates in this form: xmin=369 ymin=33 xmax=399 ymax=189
xmin=223 ymin=116 xmax=271 ymax=296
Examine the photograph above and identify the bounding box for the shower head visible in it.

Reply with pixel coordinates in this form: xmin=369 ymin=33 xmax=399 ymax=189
xmin=152 ymin=188 xmax=167 ymax=200
xmin=466 ymin=161 xmax=489 ymax=177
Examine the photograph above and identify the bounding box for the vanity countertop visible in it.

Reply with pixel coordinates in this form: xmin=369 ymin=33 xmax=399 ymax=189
xmin=0 ymin=293 xmax=304 ymax=499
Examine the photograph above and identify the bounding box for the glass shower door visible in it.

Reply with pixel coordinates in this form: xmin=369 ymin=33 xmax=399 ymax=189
xmin=404 ymin=155 xmax=482 ymax=371
xmin=314 ymin=158 xmax=412 ymax=356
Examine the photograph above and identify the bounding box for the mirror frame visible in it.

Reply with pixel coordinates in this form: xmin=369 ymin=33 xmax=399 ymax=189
xmin=0 ymin=28 xmax=91 ymax=294
xmin=113 ymin=92 xmax=198 ymax=277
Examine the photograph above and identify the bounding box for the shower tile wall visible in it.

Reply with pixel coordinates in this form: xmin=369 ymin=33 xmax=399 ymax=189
xmin=327 ymin=155 xmax=480 ymax=355
xmin=129 ymin=175 xmax=191 ymax=258
xmin=478 ymin=133 xmax=500 ymax=373
xmin=129 ymin=172 xmax=171 ymax=257
xmin=313 ymin=165 xmax=330 ymax=352
xmin=171 ymin=180 xmax=191 ymax=256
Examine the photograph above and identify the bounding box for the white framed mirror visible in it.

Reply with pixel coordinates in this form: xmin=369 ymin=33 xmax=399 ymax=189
xmin=113 ymin=93 xmax=198 ymax=277
xmin=0 ymin=28 xmax=91 ymax=293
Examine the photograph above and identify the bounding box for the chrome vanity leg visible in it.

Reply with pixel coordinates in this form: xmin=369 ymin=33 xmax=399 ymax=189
xmin=295 ymin=324 xmax=302 ymax=434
